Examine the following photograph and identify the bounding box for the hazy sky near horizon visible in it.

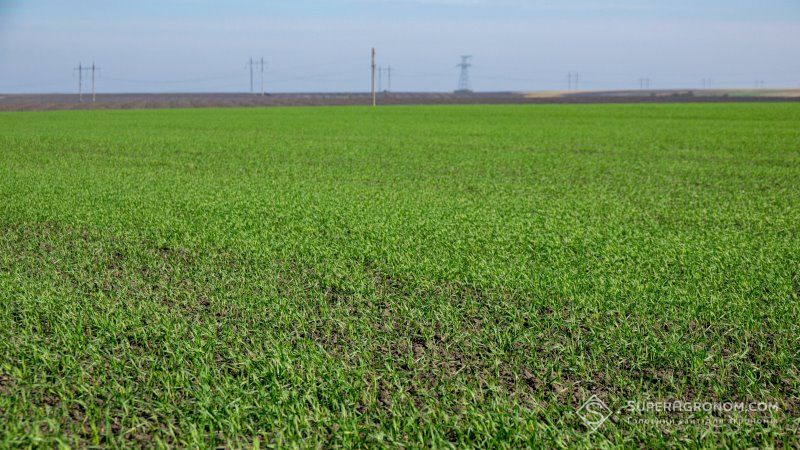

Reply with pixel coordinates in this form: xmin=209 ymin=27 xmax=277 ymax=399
xmin=0 ymin=0 xmax=798 ymax=93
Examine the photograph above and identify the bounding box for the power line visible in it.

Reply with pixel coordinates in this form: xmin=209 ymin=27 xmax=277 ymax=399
xmin=266 ymin=69 xmax=364 ymax=83
xmin=102 ymin=73 xmax=242 ymax=84
xmin=24 ymin=62 xmax=800 ymax=94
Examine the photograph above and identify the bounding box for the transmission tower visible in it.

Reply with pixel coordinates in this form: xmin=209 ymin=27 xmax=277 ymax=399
xmin=371 ymin=48 xmax=376 ymax=106
xmin=73 ymin=62 xmax=90 ymax=103
xmin=245 ymin=58 xmax=267 ymax=95
xmin=246 ymin=58 xmax=255 ymax=94
xmin=567 ymin=72 xmax=581 ymax=90
xmin=387 ymin=66 xmax=392 ymax=93
xmin=90 ymin=62 xmax=100 ymax=102
xmin=258 ymin=58 xmax=266 ymax=96
xmin=456 ymin=55 xmax=472 ymax=93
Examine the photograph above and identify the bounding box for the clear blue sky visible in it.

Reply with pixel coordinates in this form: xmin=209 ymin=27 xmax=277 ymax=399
xmin=0 ymin=0 xmax=798 ymax=93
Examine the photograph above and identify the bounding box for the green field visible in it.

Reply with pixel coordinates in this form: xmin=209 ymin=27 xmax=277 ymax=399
xmin=1 ymin=104 xmax=798 ymax=448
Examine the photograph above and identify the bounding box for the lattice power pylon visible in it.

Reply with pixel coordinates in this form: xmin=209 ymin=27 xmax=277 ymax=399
xmin=456 ymin=55 xmax=473 ymax=92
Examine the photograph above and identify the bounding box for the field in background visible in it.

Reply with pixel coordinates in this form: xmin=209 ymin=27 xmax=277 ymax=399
xmin=1 ymin=104 xmax=798 ymax=447
xmin=536 ymin=88 xmax=800 ymax=99
xmin=1 ymin=89 xmax=799 ymax=111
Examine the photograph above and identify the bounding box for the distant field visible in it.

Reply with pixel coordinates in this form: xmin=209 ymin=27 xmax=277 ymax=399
xmin=1 ymin=90 xmax=799 ymax=111
xmin=1 ymin=104 xmax=798 ymax=448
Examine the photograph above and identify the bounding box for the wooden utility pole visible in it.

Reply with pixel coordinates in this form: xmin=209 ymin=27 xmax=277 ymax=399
xmin=371 ymin=48 xmax=376 ymax=106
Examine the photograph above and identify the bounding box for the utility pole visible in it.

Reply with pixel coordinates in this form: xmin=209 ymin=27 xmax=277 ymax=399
xmin=378 ymin=66 xmax=383 ymax=93
xmin=456 ymin=55 xmax=472 ymax=92
xmin=259 ymin=58 xmax=266 ymax=96
xmin=371 ymin=48 xmax=376 ymax=106
xmin=567 ymin=72 xmax=580 ymax=90
xmin=90 ymin=62 xmax=100 ymax=102
xmin=246 ymin=58 xmax=255 ymax=94
xmin=73 ymin=62 xmax=89 ymax=103
xmin=387 ymin=66 xmax=392 ymax=93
